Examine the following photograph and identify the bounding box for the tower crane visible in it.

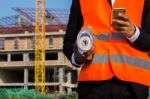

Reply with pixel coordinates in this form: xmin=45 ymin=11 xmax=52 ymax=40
xmin=35 ymin=0 xmax=46 ymax=95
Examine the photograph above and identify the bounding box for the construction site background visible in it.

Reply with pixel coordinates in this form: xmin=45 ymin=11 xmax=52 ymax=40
xmin=0 ymin=6 xmax=150 ymax=99
xmin=0 ymin=7 xmax=79 ymax=98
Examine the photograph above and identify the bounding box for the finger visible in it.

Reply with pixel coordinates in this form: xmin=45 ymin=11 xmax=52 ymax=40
xmin=84 ymin=49 xmax=93 ymax=56
xmin=120 ymin=26 xmax=129 ymax=31
xmin=117 ymin=13 xmax=129 ymax=21
xmin=112 ymin=19 xmax=129 ymax=27
xmin=115 ymin=27 xmax=126 ymax=31
xmin=86 ymin=51 xmax=94 ymax=61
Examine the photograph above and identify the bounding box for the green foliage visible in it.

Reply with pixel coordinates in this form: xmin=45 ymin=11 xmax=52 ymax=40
xmin=48 ymin=93 xmax=77 ymax=99
xmin=0 ymin=88 xmax=77 ymax=99
xmin=59 ymin=93 xmax=77 ymax=99
xmin=0 ymin=88 xmax=49 ymax=99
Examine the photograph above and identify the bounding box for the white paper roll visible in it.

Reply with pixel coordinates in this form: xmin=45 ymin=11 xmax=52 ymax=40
xmin=77 ymin=27 xmax=93 ymax=55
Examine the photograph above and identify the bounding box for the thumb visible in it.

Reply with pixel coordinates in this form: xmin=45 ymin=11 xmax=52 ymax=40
xmin=86 ymin=51 xmax=94 ymax=61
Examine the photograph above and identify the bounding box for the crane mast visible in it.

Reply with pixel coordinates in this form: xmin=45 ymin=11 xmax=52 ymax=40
xmin=35 ymin=0 xmax=46 ymax=94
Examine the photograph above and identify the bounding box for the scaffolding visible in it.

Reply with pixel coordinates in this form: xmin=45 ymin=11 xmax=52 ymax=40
xmin=0 ymin=8 xmax=69 ymax=33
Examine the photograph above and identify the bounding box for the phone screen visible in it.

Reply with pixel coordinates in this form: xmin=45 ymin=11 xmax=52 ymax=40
xmin=113 ymin=8 xmax=126 ymax=19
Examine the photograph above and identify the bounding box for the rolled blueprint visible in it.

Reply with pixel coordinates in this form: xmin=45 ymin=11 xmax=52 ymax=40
xmin=77 ymin=27 xmax=93 ymax=55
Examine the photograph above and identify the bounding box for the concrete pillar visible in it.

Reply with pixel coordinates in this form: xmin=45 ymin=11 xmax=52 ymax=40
xmin=23 ymin=53 xmax=29 ymax=61
xmin=8 ymin=53 xmax=11 ymax=62
xmin=67 ymin=71 xmax=72 ymax=93
xmin=59 ymin=67 xmax=64 ymax=93
xmin=24 ymin=31 xmax=28 ymax=49
xmin=24 ymin=68 xmax=28 ymax=90
xmin=26 ymin=53 xmax=29 ymax=61
xmin=58 ymin=52 xmax=64 ymax=64
xmin=23 ymin=53 xmax=26 ymax=61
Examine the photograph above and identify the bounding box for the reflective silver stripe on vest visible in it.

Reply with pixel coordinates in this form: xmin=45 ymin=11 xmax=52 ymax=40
xmin=111 ymin=32 xmax=127 ymax=40
xmin=92 ymin=32 xmax=126 ymax=41
xmin=91 ymin=54 xmax=109 ymax=63
xmin=111 ymin=54 xmax=150 ymax=70
xmin=92 ymin=33 xmax=109 ymax=40
xmin=91 ymin=54 xmax=150 ymax=69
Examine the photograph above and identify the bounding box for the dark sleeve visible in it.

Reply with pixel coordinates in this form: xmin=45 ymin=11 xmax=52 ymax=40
xmin=63 ymin=0 xmax=83 ymax=60
xmin=132 ymin=0 xmax=150 ymax=51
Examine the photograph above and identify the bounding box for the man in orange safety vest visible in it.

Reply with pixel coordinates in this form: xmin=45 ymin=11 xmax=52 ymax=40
xmin=63 ymin=0 xmax=150 ymax=99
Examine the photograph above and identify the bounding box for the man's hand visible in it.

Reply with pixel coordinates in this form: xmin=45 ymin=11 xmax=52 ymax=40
xmin=73 ymin=43 xmax=94 ymax=64
xmin=112 ymin=13 xmax=136 ymax=37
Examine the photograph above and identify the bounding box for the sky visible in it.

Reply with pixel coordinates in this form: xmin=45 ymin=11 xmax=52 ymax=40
xmin=0 ymin=0 xmax=72 ymax=17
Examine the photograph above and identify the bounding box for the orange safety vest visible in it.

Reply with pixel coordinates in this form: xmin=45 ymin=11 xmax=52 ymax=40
xmin=79 ymin=0 xmax=150 ymax=86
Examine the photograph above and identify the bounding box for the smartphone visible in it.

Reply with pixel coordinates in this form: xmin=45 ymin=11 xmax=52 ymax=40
xmin=113 ymin=8 xmax=126 ymax=19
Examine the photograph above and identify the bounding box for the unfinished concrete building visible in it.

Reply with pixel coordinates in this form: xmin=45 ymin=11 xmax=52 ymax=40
xmin=0 ymin=8 xmax=78 ymax=93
